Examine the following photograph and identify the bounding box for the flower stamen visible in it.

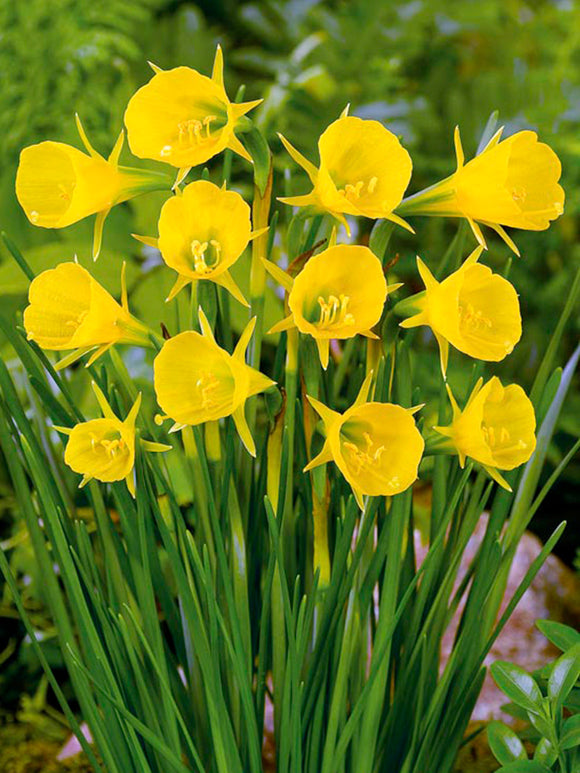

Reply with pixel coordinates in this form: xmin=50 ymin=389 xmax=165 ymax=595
xmin=190 ymin=238 xmax=221 ymax=275
xmin=177 ymin=116 xmax=218 ymax=147
xmin=316 ymin=294 xmax=355 ymax=330
xmin=343 ymin=431 xmax=385 ymax=475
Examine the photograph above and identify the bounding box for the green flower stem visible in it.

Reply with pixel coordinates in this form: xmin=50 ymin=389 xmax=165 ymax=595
xmin=182 ymin=426 xmax=216 ymax=572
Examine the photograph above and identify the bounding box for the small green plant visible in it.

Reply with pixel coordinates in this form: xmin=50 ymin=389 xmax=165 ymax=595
xmin=488 ymin=621 xmax=580 ymax=773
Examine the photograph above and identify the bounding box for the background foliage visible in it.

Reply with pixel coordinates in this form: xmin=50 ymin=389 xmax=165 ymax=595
xmin=0 ymin=0 xmax=579 ymax=745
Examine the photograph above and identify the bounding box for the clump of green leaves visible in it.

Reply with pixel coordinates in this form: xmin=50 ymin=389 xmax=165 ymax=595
xmin=488 ymin=621 xmax=580 ymax=772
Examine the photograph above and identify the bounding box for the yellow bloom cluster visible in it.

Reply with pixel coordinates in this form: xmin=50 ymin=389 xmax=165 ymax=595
xmin=16 ymin=47 xmax=559 ymax=498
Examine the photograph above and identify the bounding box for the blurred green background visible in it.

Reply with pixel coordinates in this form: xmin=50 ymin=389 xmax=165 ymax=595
xmin=0 ymin=0 xmax=579 ymax=720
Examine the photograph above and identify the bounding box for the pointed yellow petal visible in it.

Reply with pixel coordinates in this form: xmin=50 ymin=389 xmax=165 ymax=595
xmin=234 ymin=316 xmax=256 ymax=361
xmin=454 ymin=125 xmax=465 ymax=169
xmin=277 ymin=133 xmax=318 ymax=183
xmin=483 ymin=465 xmax=512 ymax=492
xmin=75 ymin=114 xmax=99 ymax=158
xmin=306 ymin=395 xmax=340 ymax=427
xmin=166 ymin=274 xmax=191 ymax=302
xmin=213 ymin=269 xmax=249 ymax=307
xmin=315 ymin=337 xmax=330 ymax=370
xmin=233 ymin=404 xmax=256 ymax=457
xmin=483 ymin=222 xmax=520 ymax=256
xmin=125 ymin=392 xmax=142 ymax=428
xmin=480 ymin=126 xmax=504 ymax=153
xmin=277 ymin=193 xmax=319 ymax=209
xmin=212 ymin=44 xmax=224 ymax=89
xmin=227 ymin=133 xmax=252 ymax=163
xmin=353 ymin=371 xmax=374 ymax=407
xmin=465 ymin=377 xmax=485 ymax=411
xmin=268 ymin=314 xmax=296 ymax=335
xmin=340 ymin=103 xmax=350 ymax=118
xmin=445 ymin=383 xmax=461 ymax=421
xmin=261 ymin=257 xmax=294 ymax=292
xmin=121 ymin=261 xmax=128 ymax=311
xmin=79 ymin=475 xmax=93 ymax=489
xmin=230 ymin=99 xmax=263 ymax=121
xmin=386 ymin=282 xmax=404 ymax=295
xmin=54 ymin=346 xmax=95 ymax=370
xmin=463 ymin=245 xmax=485 ymax=268
xmin=433 ymin=332 xmax=449 ymax=378
xmin=85 ymin=344 xmax=111 ymax=367
xmin=385 ymin=212 xmax=415 ymax=233
xmin=303 ymin=439 xmax=334 ymax=472
xmin=93 ymin=208 xmax=111 ymax=261
xmin=352 ymin=486 xmax=365 ymax=511
xmin=53 ymin=425 xmax=73 ymax=436
xmin=198 ymin=307 xmax=216 ymax=342
xmin=172 ymin=167 xmax=191 ymax=190
xmin=147 ymin=61 xmax=163 ymax=74
xmin=467 ymin=218 xmax=487 ymax=249
xmin=249 ymin=226 xmax=269 ymax=242
xmin=108 ymin=130 xmax=125 ymax=167
xmin=132 ymin=233 xmax=159 ymax=249
xmin=400 ymin=311 xmax=429 ymax=329
xmin=360 ymin=329 xmax=380 ymax=339
xmin=92 ymin=381 xmax=117 ymax=420
xmin=141 ymin=439 xmax=172 ymax=453
xmin=416 ymin=256 xmax=438 ymax=291
xmin=126 ymin=472 xmax=136 ymax=498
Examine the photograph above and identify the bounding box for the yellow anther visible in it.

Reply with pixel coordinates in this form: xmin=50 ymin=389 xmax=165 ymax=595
xmin=459 ymin=303 xmax=492 ymax=330
xmin=343 ymin=433 xmax=385 ymax=475
xmin=316 ymin=294 xmax=355 ymax=330
xmin=367 ymin=176 xmax=378 ymax=194
xmin=178 ymin=116 xmax=218 ymax=146
xmin=190 ymin=238 xmax=221 ymax=275
xmin=338 ymin=177 xmax=379 ymax=200
xmin=196 ymin=373 xmax=220 ymax=410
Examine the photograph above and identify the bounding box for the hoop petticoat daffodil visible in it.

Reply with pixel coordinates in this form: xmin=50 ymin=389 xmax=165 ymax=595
xmin=305 ymin=374 xmax=424 ymax=509
xmin=23 ymin=262 xmax=152 ymax=370
xmin=54 ymin=382 xmax=170 ymax=496
xmin=263 ymin=244 xmax=399 ymax=369
xmin=133 ymin=180 xmax=267 ymax=305
xmin=124 ymin=46 xmax=261 ymax=184
xmin=153 ymin=309 xmax=275 ymax=456
xmin=397 ymin=127 xmax=564 ymax=255
xmin=399 ymin=247 xmax=522 ymax=375
xmin=434 ymin=377 xmax=536 ymax=491
xmin=15 ymin=115 xmax=171 ymax=259
xmin=278 ymin=113 xmax=413 ymax=234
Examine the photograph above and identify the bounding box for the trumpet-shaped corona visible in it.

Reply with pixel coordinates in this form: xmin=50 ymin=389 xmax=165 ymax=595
xmin=124 ymin=47 xmax=261 ymax=172
xmin=23 ymin=262 xmax=151 ymax=369
xmin=278 ymin=114 xmax=413 ymax=233
xmin=153 ymin=310 xmax=275 ymax=456
xmin=434 ymin=377 xmax=536 ymax=490
xmin=15 ymin=116 xmax=170 ymax=258
xmin=398 ymin=127 xmax=564 ymax=254
xmin=264 ymin=244 xmax=397 ymax=369
xmin=55 ymin=383 xmax=170 ymax=496
xmin=305 ymin=374 xmax=424 ymax=509
xmin=135 ymin=180 xmax=264 ymax=305
xmin=400 ymin=247 xmax=522 ymax=374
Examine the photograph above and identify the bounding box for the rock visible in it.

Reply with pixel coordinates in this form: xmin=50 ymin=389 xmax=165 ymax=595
xmin=415 ymin=514 xmax=580 ymax=722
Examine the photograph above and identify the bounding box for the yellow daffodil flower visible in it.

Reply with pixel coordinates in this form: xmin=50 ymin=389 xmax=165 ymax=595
xmin=264 ymin=244 xmax=398 ymax=369
xmin=399 ymin=247 xmax=521 ymax=374
xmin=153 ymin=310 xmax=275 ymax=456
xmin=15 ymin=115 xmax=170 ymax=259
xmin=124 ymin=46 xmax=261 ymax=182
xmin=55 ymin=382 xmax=170 ymax=496
xmin=134 ymin=180 xmax=266 ymax=304
xmin=305 ymin=374 xmax=424 ymax=509
xmin=23 ymin=262 xmax=151 ymax=370
xmin=434 ymin=377 xmax=536 ymax=490
xmin=397 ymin=127 xmax=564 ymax=255
xmin=278 ymin=113 xmax=413 ymax=233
